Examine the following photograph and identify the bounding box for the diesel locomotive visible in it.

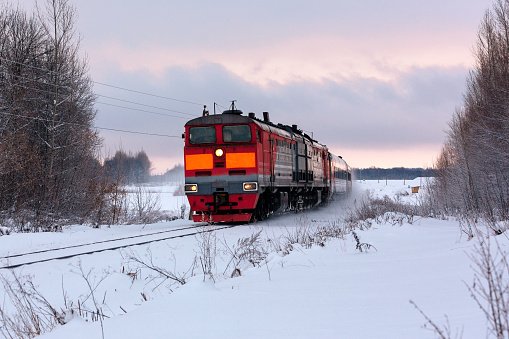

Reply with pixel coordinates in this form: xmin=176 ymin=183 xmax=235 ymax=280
xmin=183 ymin=106 xmax=351 ymax=223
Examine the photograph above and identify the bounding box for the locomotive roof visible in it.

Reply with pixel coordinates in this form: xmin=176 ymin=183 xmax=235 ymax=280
xmin=185 ymin=113 xmax=251 ymax=126
xmin=185 ymin=111 xmax=326 ymax=148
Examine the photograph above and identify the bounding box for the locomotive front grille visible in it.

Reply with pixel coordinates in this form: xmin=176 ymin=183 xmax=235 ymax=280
xmin=195 ymin=171 xmax=211 ymax=176
xmin=214 ymin=192 xmax=229 ymax=206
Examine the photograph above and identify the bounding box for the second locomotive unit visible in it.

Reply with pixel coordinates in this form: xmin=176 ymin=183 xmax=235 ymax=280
xmin=183 ymin=106 xmax=351 ymax=223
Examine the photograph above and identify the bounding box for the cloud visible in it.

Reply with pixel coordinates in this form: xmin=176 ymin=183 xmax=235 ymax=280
xmin=84 ymin=30 xmax=475 ymax=87
xmin=15 ymin=0 xmax=486 ymax=170
xmin=73 ymin=0 xmax=486 ymax=86
xmin=93 ymin=63 xmax=467 ymax=171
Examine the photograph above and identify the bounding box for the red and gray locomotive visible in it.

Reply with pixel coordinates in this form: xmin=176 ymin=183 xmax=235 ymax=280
xmin=183 ymin=106 xmax=352 ymax=223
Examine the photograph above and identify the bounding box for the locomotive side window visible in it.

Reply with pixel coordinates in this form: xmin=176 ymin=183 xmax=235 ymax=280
xmin=223 ymin=125 xmax=252 ymax=142
xmin=189 ymin=126 xmax=216 ymax=144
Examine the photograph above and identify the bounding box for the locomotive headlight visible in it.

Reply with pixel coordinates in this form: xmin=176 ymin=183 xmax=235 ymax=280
xmin=215 ymin=148 xmax=224 ymax=157
xmin=243 ymin=182 xmax=258 ymax=192
xmin=184 ymin=184 xmax=198 ymax=193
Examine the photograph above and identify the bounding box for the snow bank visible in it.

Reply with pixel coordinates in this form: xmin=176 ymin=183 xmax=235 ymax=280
xmin=0 ymin=180 xmax=496 ymax=339
xmin=0 ymin=226 xmax=10 ymax=236
xmin=38 ymin=219 xmax=487 ymax=339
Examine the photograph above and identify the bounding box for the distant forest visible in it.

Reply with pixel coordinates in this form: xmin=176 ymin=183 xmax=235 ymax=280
xmin=151 ymin=164 xmax=184 ymax=184
xmin=104 ymin=150 xmax=152 ymax=184
xmin=352 ymin=167 xmax=436 ymax=180
xmin=148 ymin=164 xmax=435 ymax=182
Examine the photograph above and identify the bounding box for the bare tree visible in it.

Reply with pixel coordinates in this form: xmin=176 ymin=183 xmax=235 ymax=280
xmin=0 ymin=0 xmax=105 ymax=230
xmin=431 ymin=0 xmax=509 ymax=230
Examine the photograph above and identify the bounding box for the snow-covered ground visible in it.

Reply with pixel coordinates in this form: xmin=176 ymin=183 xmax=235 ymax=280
xmin=0 ymin=179 xmax=498 ymax=338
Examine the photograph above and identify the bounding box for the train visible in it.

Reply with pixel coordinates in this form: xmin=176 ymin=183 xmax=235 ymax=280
xmin=183 ymin=105 xmax=352 ymax=223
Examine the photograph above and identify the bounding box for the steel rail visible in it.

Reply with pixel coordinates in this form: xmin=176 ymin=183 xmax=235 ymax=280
xmin=0 ymin=225 xmax=236 ymax=270
xmin=0 ymin=224 xmax=207 ymax=260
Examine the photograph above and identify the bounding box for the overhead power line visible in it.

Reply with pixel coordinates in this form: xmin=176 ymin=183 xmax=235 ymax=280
xmin=0 ymin=56 xmax=204 ymax=107
xmin=95 ymin=94 xmax=194 ymax=116
xmin=0 ymin=111 xmax=182 ymax=138
xmin=92 ymin=125 xmax=181 ymax=138
xmin=0 ymin=80 xmax=192 ymax=120
xmin=0 ymin=75 xmax=197 ymax=117
xmin=93 ymin=81 xmax=203 ymax=106
xmin=0 ymin=72 xmax=74 ymax=91
xmin=96 ymin=101 xmax=188 ymax=119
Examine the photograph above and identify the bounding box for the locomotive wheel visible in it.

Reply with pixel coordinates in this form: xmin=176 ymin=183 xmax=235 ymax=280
xmin=252 ymin=194 xmax=270 ymax=222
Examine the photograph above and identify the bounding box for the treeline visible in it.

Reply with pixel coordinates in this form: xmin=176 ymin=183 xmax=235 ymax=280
xmin=353 ymin=167 xmax=435 ymax=180
xmin=0 ymin=0 xmax=105 ymax=230
xmin=430 ymin=0 xmax=509 ymax=225
xmin=0 ymin=1 xmax=163 ymax=231
xmin=151 ymin=164 xmax=184 ymax=184
xmin=104 ymin=150 xmax=151 ymax=184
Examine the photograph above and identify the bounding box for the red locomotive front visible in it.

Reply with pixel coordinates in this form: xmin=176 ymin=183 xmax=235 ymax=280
xmin=184 ymin=109 xmax=260 ymax=222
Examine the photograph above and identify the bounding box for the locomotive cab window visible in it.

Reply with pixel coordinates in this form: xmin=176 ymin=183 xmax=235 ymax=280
xmin=223 ymin=125 xmax=252 ymax=143
xmin=189 ymin=126 xmax=216 ymax=144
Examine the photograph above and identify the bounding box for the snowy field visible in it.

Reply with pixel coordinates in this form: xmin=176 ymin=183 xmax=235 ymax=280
xmin=0 ymin=179 xmax=499 ymax=338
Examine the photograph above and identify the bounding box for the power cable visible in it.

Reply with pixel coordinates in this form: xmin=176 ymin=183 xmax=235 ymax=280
xmin=0 ymin=73 xmax=197 ymax=117
xmin=95 ymin=94 xmax=194 ymax=116
xmin=0 ymin=72 xmax=73 ymax=90
xmin=93 ymin=81 xmax=203 ymax=106
xmin=0 ymin=80 xmax=191 ymax=120
xmin=96 ymin=101 xmax=188 ymax=119
xmin=0 ymin=111 xmax=182 ymax=138
xmin=215 ymin=102 xmax=228 ymax=110
xmin=0 ymin=56 xmax=204 ymax=106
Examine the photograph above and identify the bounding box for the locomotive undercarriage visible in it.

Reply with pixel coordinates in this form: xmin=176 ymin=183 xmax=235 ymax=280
xmin=252 ymin=186 xmax=329 ymax=222
xmin=190 ymin=186 xmax=329 ymax=223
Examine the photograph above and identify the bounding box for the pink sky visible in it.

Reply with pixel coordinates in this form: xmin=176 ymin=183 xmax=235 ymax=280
xmin=23 ymin=0 xmax=492 ymax=173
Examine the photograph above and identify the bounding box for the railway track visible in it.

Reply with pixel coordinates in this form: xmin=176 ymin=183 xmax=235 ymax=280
xmin=0 ymin=224 xmax=236 ymax=270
